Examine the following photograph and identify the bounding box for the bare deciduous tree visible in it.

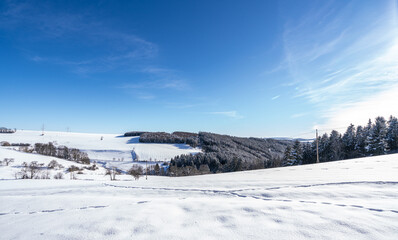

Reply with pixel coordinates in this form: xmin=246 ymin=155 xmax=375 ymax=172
xmin=128 ymin=165 xmax=143 ymax=180
xmin=106 ymin=167 xmax=121 ymax=181
xmin=3 ymin=158 xmax=14 ymax=166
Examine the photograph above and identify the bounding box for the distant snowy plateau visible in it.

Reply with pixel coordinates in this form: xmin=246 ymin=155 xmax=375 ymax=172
xmin=0 ymin=130 xmax=397 ymax=239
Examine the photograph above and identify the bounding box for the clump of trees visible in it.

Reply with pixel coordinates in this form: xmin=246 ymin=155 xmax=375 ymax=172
xmin=138 ymin=132 xmax=199 ymax=147
xmin=16 ymin=161 xmax=43 ymax=179
xmin=13 ymin=160 xmax=79 ymax=180
xmin=10 ymin=143 xmax=30 ymax=146
xmin=124 ymin=131 xmax=148 ymax=137
xmin=0 ymin=142 xmax=29 ymax=147
xmin=34 ymin=142 xmax=90 ymax=164
xmin=169 ymin=132 xmax=290 ymax=176
xmin=0 ymin=127 xmax=15 ymax=133
xmin=282 ymin=115 xmax=398 ymax=166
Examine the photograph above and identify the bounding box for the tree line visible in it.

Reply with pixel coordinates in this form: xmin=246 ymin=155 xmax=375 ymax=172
xmin=137 ymin=131 xmax=199 ymax=148
xmin=34 ymin=142 xmax=90 ymax=165
xmin=0 ymin=127 xmax=15 ymax=133
xmin=283 ymin=115 xmax=398 ymax=166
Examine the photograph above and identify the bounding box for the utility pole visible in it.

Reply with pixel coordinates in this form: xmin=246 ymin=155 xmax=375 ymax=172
xmin=41 ymin=124 xmax=45 ymax=136
xmin=146 ymin=160 xmax=148 ymax=180
xmin=316 ymin=129 xmax=319 ymax=163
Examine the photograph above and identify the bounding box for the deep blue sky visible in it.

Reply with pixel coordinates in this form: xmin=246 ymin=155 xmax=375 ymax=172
xmin=1 ymin=0 xmax=398 ymax=137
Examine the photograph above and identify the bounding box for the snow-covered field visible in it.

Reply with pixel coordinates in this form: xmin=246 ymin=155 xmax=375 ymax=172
xmin=0 ymin=130 xmax=201 ymax=171
xmin=0 ymin=144 xmax=397 ymax=239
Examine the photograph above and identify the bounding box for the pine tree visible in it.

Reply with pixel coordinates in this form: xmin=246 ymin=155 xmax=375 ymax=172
xmin=282 ymin=146 xmax=295 ymax=166
xmin=355 ymin=125 xmax=366 ymax=157
xmin=282 ymin=140 xmax=303 ymax=166
xmin=367 ymin=117 xmax=387 ymax=155
xmin=364 ymin=119 xmax=374 ymax=155
xmin=328 ymin=130 xmax=343 ymax=161
xmin=291 ymin=140 xmax=303 ymax=165
xmin=342 ymin=124 xmax=356 ymax=158
xmin=387 ymin=115 xmax=398 ymax=151
xmin=319 ymin=133 xmax=330 ymax=162
xmin=302 ymin=142 xmax=316 ymax=164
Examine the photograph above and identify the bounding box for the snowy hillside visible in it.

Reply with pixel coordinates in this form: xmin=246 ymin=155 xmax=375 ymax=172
xmin=0 ymin=130 xmax=201 ymax=171
xmin=0 ymin=147 xmax=107 ymax=180
xmin=0 ymin=151 xmax=397 ymax=239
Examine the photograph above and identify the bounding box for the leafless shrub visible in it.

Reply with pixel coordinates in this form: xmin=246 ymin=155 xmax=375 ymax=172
xmin=40 ymin=171 xmax=51 ymax=179
xmin=54 ymin=172 xmax=64 ymax=179
xmin=47 ymin=160 xmax=64 ymax=170
xmin=128 ymin=165 xmax=143 ymax=180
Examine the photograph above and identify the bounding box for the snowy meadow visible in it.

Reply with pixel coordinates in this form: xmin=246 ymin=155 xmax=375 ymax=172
xmin=0 ymin=136 xmax=397 ymax=239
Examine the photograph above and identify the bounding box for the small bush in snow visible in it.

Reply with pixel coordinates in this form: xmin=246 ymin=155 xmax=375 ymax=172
xmin=40 ymin=171 xmax=51 ymax=179
xmin=47 ymin=160 xmax=64 ymax=170
xmin=54 ymin=172 xmax=64 ymax=179
xmin=84 ymin=163 xmax=98 ymax=171
xmin=19 ymin=146 xmax=32 ymax=153
xmin=0 ymin=141 xmax=11 ymax=146
xmin=67 ymin=165 xmax=82 ymax=172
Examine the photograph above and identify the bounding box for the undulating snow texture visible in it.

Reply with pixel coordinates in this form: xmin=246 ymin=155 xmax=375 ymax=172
xmin=0 ymin=146 xmax=397 ymax=239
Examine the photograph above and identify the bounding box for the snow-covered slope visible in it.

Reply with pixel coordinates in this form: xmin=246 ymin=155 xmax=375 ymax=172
xmin=0 ymin=147 xmax=108 ymax=180
xmin=0 ymin=130 xmax=201 ymax=170
xmin=0 ymin=152 xmax=397 ymax=239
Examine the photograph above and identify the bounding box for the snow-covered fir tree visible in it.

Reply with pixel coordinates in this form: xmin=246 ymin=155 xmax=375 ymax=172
xmin=319 ymin=133 xmax=330 ymax=162
xmin=387 ymin=115 xmax=398 ymax=151
xmin=367 ymin=117 xmax=387 ymax=155
xmin=355 ymin=125 xmax=367 ymax=157
xmin=291 ymin=140 xmax=303 ymax=165
xmin=328 ymin=130 xmax=343 ymax=161
xmin=342 ymin=124 xmax=356 ymax=158
xmin=302 ymin=142 xmax=316 ymax=164
xmin=282 ymin=141 xmax=302 ymax=166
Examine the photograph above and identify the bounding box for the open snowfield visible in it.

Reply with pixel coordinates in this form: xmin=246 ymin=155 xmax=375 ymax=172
xmin=0 ymin=130 xmax=201 ymax=171
xmin=0 ymin=146 xmax=397 ymax=239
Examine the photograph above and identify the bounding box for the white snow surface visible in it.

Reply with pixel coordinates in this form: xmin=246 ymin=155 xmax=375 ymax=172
xmin=0 ymin=130 xmax=201 ymax=171
xmin=0 ymin=145 xmax=397 ymax=239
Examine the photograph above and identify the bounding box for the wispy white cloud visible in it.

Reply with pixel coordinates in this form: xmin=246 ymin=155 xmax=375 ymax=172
xmin=281 ymin=0 xmax=398 ymax=131
xmin=291 ymin=113 xmax=306 ymax=119
xmin=120 ymin=78 xmax=189 ymax=91
xmin=271 ymin=95 xmax=280 ymax=100
xmin=317 ymin=83 xmax=398 ymax=130
xmin=208 ymin=111 xmax=244 ymax=119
